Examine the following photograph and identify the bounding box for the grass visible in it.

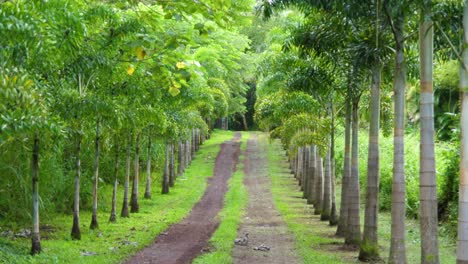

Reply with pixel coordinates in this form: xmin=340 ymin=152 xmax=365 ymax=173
xmin=266 ymin=135 xmax=457 ymax=263
xmin=193 ymin=131 xmax=248 ymax=264
xmin=0 ymin=130 xmax=235 ymax=264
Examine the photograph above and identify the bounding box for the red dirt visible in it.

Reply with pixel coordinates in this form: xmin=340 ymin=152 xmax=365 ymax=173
xmin=125 ymin=132 xmax=241 ymax=264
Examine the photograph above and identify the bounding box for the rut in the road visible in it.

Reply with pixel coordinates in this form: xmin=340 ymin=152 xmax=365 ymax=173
xmin=125 ymin=133 xmax=241 ymax=264
xmin=232 ymin=133 xmax=300 ymax=264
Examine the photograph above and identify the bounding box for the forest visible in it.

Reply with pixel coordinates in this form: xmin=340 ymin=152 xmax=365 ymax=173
xmin=0 ymin=0 xmax=467 ymax=264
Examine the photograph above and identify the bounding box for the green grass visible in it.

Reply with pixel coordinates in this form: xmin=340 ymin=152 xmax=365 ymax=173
xmin=193 ymin=131 xmax=248 ymax=264
xmin=0 ymin=130 xmax=235 ymax=264
xmin=267 ymin=135 xmax=457 ymax=263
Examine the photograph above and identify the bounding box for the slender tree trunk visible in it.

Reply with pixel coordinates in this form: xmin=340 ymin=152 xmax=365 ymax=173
xmin=169 ymin=142 xmax=175 ymax=187
xmin=314 ymin=153 xmax=323 ymax=215
xmin=330 ymin=103 xmax=338 ymax=226
xmin=191 ymin=130 xmax=196 ymax=157
xmin=144 ymin=135 xmax=152 ymax=199
xmin=346 ymin=99 xmax=361 ymax=246
xmin=90 ymin=118 xmax=100 ymax=230
xmin=162 ymin=142 xmax=170 ymax=194
xmin=177 ymin=140 xmax=183 ymax=176
xmin=31 ymin=134 xmax=41 ymax=255
xmin=303 ymin=146 xmax=310 ymax=200
xmin=298 ymin=147 xmax=303 ymax=188
xmin=109 ymin=142 xmax=119 ymax=223
xmin=121 ymin=133 xmax=131 ymax=218
xmin=388 ymin=11 xmax=408 ymax=264
xmin=186 ymin=139 xmax=191 ymax=165
xmin=419 ymin=3 xmax=439 ymax=263
xmin=337 ymin=97 xmax=352 ymax=236
xmin=360 ymin=66 xmax=382 ymax=260
xmin=458 ymin=3 xmax=468 ymax=263
xmin=71 ymin=135 xmax=82 ymax=240
xmin=321 ymin=149 xmax=331 ymax=221
xmin=131 ymin=133 xmax=140 ymax=213
xmin=307 ymin=145 xmax=316 ymax=205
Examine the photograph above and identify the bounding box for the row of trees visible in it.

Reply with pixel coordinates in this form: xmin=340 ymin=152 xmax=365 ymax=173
xmin=0 ymin=0 xmax=254 ymax=255
xmin=254 ymin=0 xmax=465 ymax=263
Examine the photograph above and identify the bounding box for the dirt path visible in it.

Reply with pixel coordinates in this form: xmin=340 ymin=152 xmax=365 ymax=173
xmin=232 ymin=133 xmax=301 ymax=264
xmin=125 ymin=133 xmax=241 ymax=264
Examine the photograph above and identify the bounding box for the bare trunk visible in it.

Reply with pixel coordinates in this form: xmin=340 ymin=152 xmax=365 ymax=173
xmin=31 ymin=134 xmax=41 ymax=255
xmin=458 ymin=3 xmax=468 ymax=263
xmin=314 ymin=153 xmax=323 ymax=215
xmin=346 ymin=99 xmax=361 ymax=246
xmin=90 ymin=118 xmax=100 ymax=230
xmin=177 ymin=140 xmax=183 ymax=176
xmin=303 ymin=146 xmax=310 ymax=200
xmin=330 ymin=103 xmax=338 ymax=226
xmin=169 ymin=142 xmax=175 ymax=187
xmin=419 ymin=4 xmax=439 ymax=263
xmin=71 ymin=135 xmax=82 ymax=240
xmin=337 ymin=97 xmax=352 ymax=236
xmin=144 ymin=135 xmax=152 ymax=199
xmin=307 ymin=145 xmax=316 ymax=205
xmin=109 ymin=141 xmax=119 ymax=223
xmin=121 ymin=133 xmax=131 ymax=218
xmin=321 ymin=149 xmax=331 ymax=221
xmin=360 ymin=66 xmax=381 ymax=260
xmin=130 ymin=133 xmax=140 ymax=213
xmin=388 ymin=11 xmax=407 ymax=264
xmin=298 ymin=147 xmax=303 ymax=189
xmin=162 ymin=142 xmax=170 ymax=194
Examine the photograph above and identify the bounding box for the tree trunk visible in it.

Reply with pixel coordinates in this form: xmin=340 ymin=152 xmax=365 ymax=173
xmin=109 ymin=141 xmax=119 ymax=223
xmin=314 ymin=153 xmax=323 ymax=215
xmin=186 ymin=139 xmax=191 ymax=165
xmin=337 ymin=96 xmax=352 ymax=236
xmin=303 ymin=146 xmax=310 ymax=200
xmin=307 ymin=145 xmax=316 ymax=205
xmin=360 ymin=65 xmax=381 ymax=260
xmin=330 ymin=103 xmax=338 ymax=226
xmin=458 ymin=3 xmax=468 ymax=263
xmin=162 ymin=142 xmax=170 ymax=194
xmin=169 ymin=142 xmax=175 ymax=187
xmin=90 ymin=118 xmax=100 ymax=230
xmin=321 ymin=149 xmax=331 ymax=221
xmin=71 ymin=135 xmax=82 ymax=240
xmin=144 ymin=135 xmax=152 ymax=199
xmin=121 ymin=133 xmax=131 ymax=218
xmin=177 ymin=140 xmax=183 ymax=176
xmin=31 ymin=134 xmax=41 ymax=255
xmin=388 ymin=11 xmax=408 ymax=264
xmin=419 ymin=3 xmax=439 ymax=263
xmin=131 ymin=133 xmax=140 ymax=213
xmin=346 ymin=99 xmax=361 ymax=246
xmin=298 ymin=147 xmax=303 ymax=189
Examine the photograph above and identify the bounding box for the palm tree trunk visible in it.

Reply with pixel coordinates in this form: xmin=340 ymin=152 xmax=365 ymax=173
xmin=346 ymin=99 xmax=361 ymax=246
xmin=388 ymin=10 xmax=407 ymax=264
xmin=360 ymin=65 xmax=381 ymax=260
xmin=307 ymin=145 xmax=316 ymax=205
xmin=314 ymin=152 xmax=323 ymax=215
xmin=419 ymin=3 xmax=439 ymax=263
xmin=303 ymin=146 xmax=310 ymax=200
xmin=169 ymin=142 xmax=175 ymax=187
xmin=71 ymin=135 xmax=82 ymax=240
xmin=458 ymin=3 xmax=468 ymax=263
xmin=90 ymin=118 xmax=100 ymax=229
xmin=321 ymin=149 xmax=331 ymax=221
xmin=298 ymin=147 xmax=303 ymax=188
xmin=131 ymin=133 xmax=140 ymax=213
xmin=177 ymin=140 xmax=183 ymax=176
xmin=121 ymin=133 xmax=131 ymax=218
xmin=330 ymin=103 xmax=338 ymax=226
xmin=31 ymin=134 xmax=41 ymax=255
xmin=144 ymin=134 xmax=152 ymax=199
xmin=337 ymin=97 xmax=352 ymax=236
xmin=109 ymin=142 xmax=119 ymax=223
xmin=162 ymin=142 xmax=170 ymax=194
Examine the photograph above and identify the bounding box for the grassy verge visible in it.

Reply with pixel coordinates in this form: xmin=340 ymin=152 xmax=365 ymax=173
xmin=193 ymin=132 xmax=248 ymax=264
xmin=0 ymin=130 xmax=234 ymax=264
xmin=267 ymin=135 xmax=456 ymax=263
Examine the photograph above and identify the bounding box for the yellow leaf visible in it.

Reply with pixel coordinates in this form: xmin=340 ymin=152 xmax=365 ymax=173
xmin=176 ymin=62 xmax=186 ymax=69
xmin=136 ymin=47 xmax=146 ymax=60
xmin=127 ymin=64 xmax=135 ymax=75
xmin=25 ymin=79 xmax=33 ymax=88
xmin=168 ymin=85 xmax=180 ymax=96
